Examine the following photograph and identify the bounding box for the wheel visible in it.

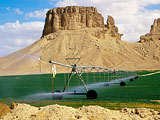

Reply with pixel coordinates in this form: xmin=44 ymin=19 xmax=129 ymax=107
xmin=52 ymin=90 xmax=63 ymax=100
xmin=130 ymin=78 xmax=134 ymax=82
xmin=134 ymin=76 xmax=139 ymax=79
xmin=86 ymin=90 xmax=97 ymax=99
xmin=120 ymin=82 xmax=126 ymax=86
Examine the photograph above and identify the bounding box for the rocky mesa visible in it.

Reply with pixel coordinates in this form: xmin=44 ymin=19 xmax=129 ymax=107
xmin=0 ymin=6 xmax=160 ymax=75
xmin=42 ymin=6 xmax=105 ymax=36
xmin=42 ymin=6 xmax=122 ymax=40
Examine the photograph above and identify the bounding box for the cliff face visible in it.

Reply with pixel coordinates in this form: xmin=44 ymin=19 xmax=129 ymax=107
xmin=106 ymin=16 xmax=123 ymax=40
xmin=42 ymin=6 xmax=123 ymax=40
xmin=42 ymin=6 xmax=105 ymax=36
xmin=140 ymin=18 xmax=160 ymax=42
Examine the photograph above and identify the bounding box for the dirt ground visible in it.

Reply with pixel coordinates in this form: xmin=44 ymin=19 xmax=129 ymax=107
xmin=0 ymin=104 xmax=10 ymax=118
xmin=0 ymin=103 xmax=160 ymax=120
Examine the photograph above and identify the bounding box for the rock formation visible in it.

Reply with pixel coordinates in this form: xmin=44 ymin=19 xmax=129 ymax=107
xmin=140 ymin=18 xmax=160 ymax=42
xmin=42 ymin=6 xmax=105 ymax=36
xmin=42 ymin=6 xmax=123 ymax=40
xmin=105 ymin=15 xmax=123 ymax=40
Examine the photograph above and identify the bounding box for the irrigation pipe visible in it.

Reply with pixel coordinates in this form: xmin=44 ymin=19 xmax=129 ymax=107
xmin=38 ymin=56 xmax=160 ymax=78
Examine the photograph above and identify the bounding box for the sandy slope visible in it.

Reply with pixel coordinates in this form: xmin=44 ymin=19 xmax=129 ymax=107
xmin=1 ymin=103 xmax=160 ymax=120
xmin=0 ymin=28 xmax=160 ymax=76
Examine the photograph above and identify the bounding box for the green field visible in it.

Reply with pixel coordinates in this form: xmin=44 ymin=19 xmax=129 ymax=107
xmin=0 ymin=70 xmax=160 ymax=109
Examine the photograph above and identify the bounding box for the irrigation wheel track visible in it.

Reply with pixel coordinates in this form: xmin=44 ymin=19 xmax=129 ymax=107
xmin=139 ymin=71 xmax=160 ymax=77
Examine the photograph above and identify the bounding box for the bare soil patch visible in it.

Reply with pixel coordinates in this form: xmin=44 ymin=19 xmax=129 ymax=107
xmin=1 ymin=103 xmax=160 ymax=120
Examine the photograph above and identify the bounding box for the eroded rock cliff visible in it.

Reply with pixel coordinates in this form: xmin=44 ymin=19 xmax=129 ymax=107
xmin=105 ymin=15 xmax=123 ymax=40
xmin=42 ymin=6 xmax=105 ymax=36
xmin=140 ymin=18 xmax=160 ymax=42
xmin=42 ymin=6 xmax=123 ymax=40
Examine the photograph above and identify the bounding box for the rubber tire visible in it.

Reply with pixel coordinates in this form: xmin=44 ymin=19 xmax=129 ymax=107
xmin=52 ymin=90 xmax=63 ymax=100
xmin=130 ymin=78 xmax=134 ymax=82
xmin=134 ymin=76 xmax=139 ymax=79
xmin=86 ymin=90 xmax=97 ymax=99
xmin=120 ymin=82 xmax=126 ymax=86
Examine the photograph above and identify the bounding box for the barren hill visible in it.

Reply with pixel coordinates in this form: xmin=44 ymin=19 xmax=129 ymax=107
xmin=0 ymin=6 xmax=160 ymax=76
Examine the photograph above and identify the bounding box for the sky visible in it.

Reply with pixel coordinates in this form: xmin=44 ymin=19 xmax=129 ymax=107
xmin=0 ymin=0 xmax=160 ymax=57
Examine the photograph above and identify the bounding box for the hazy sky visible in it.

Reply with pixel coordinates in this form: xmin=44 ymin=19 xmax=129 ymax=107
xmin=0 ymin=0 xmax=160 ymax=57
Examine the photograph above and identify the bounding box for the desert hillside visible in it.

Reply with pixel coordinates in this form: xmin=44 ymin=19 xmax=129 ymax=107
xmin=0 ymin=6 xmax=160 ymax=76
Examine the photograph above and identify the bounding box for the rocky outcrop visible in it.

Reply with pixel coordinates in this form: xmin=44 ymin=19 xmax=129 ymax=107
xmin=42 ymin=6 xmax=105 ymax=36
xmin=105 ymin=16 xmax=123 ymax=40
xmin=42 ymin=6 xmax=123 ymax=40
xmin=140 ymin=18 xmax=160 ymax=42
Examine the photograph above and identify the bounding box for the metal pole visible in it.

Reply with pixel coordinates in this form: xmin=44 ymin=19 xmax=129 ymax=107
xmin=51 ymin=65 xmax=54 ymax=93
xmin=48 ymin=60 xmax=73 ymax=68
xmin=63 ymin=72 xmax=73 ymax=92
xmin=75 ymin=70 xmax=88 ymax=92
xmin=39 ymin=56 xmax=41 ymax=73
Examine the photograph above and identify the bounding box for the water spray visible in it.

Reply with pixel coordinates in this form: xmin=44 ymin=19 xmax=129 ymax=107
xmin=43 ymin=58 xmax=138 ymax=100
xmin=21 ymin=54 xmax=139 ymax=100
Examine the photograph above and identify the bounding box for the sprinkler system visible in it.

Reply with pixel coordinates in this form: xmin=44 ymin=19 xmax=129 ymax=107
xmin=39 ymin=57 xmax=138 ymax=100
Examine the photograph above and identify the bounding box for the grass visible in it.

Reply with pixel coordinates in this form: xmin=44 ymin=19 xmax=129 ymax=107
xmin=0 ymin=70 xmax=160 ymax=109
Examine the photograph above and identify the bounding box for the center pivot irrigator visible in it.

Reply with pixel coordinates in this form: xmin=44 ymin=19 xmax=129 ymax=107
xmin=40 ymin=57 xmax=138 ymax=100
